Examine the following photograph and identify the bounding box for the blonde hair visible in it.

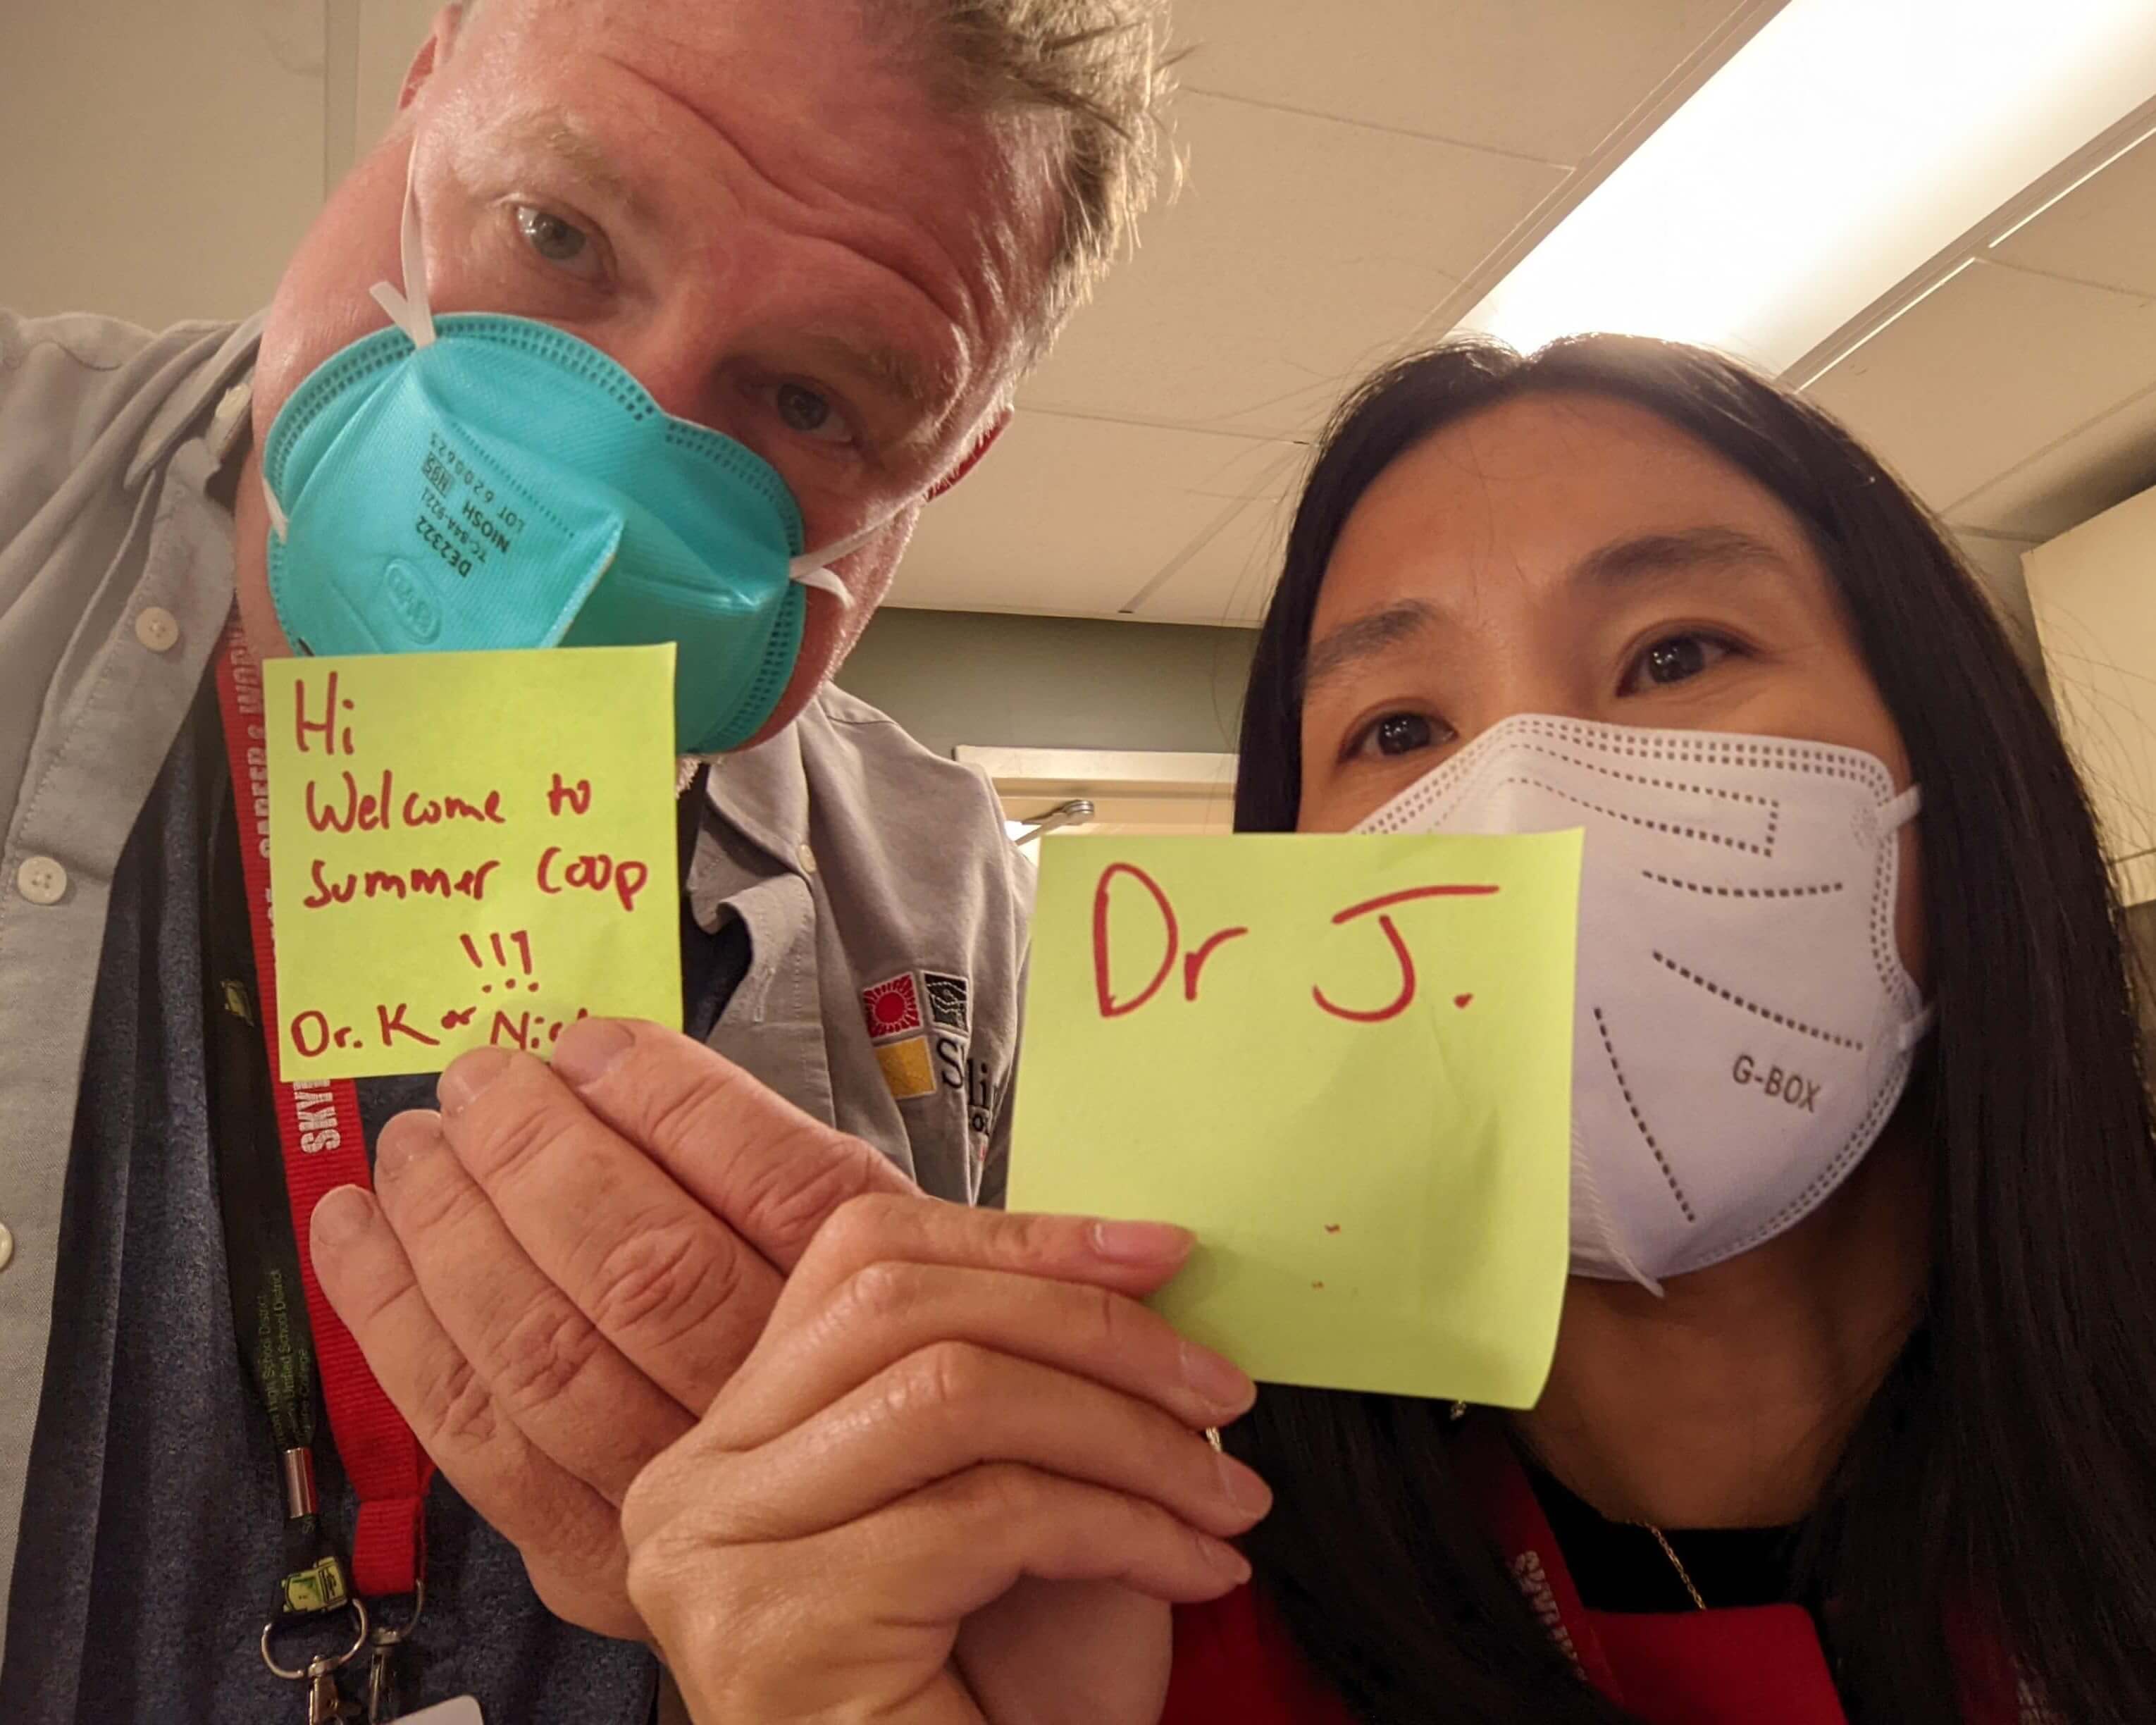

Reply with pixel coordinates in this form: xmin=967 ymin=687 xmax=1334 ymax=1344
xmin=453 ymin=1 xmax=1175 ymax=352
xmin=887 ymin=1 xmax=1177 ymax=345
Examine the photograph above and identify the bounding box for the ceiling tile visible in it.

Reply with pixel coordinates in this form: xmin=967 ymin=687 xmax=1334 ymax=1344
xmin=1947 ymin=381 xmax=2156 ymax=542
xmin=1804 ymin=261 xmax=2156 ymax=511
xmin=1132 ymin=493 xmax=1297 ymax=627
xmin=1172 ymin=0 xmax=1754 ymax=166
xmin=1992 ymin=131 xmax=2156 ymax=300
xmin=888 ymin=411 xmax=1282 ymax=616
xmin=1019 ymin=93 xmax=1564 ymax=440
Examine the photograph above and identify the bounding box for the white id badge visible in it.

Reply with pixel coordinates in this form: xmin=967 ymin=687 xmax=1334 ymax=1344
xmin=398 ymin=1702 xmax=484 ymax=1725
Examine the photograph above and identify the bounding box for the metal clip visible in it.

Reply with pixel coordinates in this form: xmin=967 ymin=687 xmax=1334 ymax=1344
xmin=264 ymin=1598 xmax=370 ymax=1723
xmin=364 ymin=1585 xmax=426 ymax=1724
xmin=363 ymin=1644 xmax=395 ymax=1725
xmin=307 ymin=1655 xmax=362 ymax=1723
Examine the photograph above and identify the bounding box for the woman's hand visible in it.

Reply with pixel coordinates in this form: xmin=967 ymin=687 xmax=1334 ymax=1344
xmin=620 ymin=1194 xmax=1268 ymax=1725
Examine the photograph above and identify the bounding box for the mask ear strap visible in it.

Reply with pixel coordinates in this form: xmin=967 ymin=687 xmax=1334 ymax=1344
xmin=368 ymin=140 xmax=438 ymax=349
xmin=269 ymin=142 xmax=433 ymax=541
xmin=261 ymin=473 xmax=291 ymax=540
xmin=788 ymin=516 xmax=894 ymax=611
xmin=1881 ymin=785 xmax=1933 ymax=1051
xmin=1571 ymin=1121 xmax=1666 ymax=1299
xmin=1897 ymin=1005 xmax=1938 ymax=1053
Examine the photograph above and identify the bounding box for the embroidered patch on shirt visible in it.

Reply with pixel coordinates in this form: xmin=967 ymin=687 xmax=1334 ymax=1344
xmin=923 ymin=971 xmax=971 ymax=1034
xmin=875 ymin=1034 xmax=937 ymax=1101
xmin=861 ymin=973 xmax=923 ymax=1041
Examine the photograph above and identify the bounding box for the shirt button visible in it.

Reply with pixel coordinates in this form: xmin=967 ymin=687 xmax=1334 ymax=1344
xmin=135 ymin=607 xmax=180 ymax=653
xmin=0 ymin=1222 xmax=13 ymax=1274
xmin=16 ymin=856 xmax=66 ymax=905
xmin=797 ymin=843 xmax=818 ymax=875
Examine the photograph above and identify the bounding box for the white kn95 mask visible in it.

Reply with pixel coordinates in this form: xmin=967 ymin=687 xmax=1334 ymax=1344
xmin=1356 ymin=715 xmax=1932 ymax=1291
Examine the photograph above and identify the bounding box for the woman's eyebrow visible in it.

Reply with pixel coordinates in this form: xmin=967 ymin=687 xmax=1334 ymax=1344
xmin=1301 ymin=599 xmax=1442 ymax=700
xmin=1574 ymin=526 xmax=1794 ymax=588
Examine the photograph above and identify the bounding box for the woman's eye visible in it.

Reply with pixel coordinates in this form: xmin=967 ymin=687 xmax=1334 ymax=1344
xmin=1358 ymin=712 xmax=1438 ymax=759
xmin=774 ymin=382 xmax=854 ymax=445
xmin=514 ymin=205 xmax=597 ymax=273
xmin=1621 ymin=631 xmax=1735 ymax=693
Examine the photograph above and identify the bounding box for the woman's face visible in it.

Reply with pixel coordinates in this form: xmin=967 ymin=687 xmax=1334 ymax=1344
xmin=1295 ymin=390 xmax=1926 ymax=987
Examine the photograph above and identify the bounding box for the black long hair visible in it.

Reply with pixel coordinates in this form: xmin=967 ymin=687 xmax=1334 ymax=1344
xmin=1228 ymin=336 xmax=2156 ymax=1724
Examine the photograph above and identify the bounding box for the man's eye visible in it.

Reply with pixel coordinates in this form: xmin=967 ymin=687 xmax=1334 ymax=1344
xmin=514 ymin=205 xmax=595 ymax=272
xmin=775 ymin=382 xmax=853 ymax=445
xmin=1621 ymin=631 xmax=1736 ymax=693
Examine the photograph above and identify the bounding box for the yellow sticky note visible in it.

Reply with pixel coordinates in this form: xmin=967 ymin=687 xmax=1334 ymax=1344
xmin=1008 ymin=832 xmax=1581 ymax=1407
xmin=263 ymin=645 xmax=681 ymax=1080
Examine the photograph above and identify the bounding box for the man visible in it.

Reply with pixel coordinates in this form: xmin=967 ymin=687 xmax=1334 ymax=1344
xmin=0 ymin=1 xmax=1172 ymax=1719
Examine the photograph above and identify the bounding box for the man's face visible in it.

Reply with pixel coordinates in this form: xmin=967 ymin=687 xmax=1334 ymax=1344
xmin=236 ymin=0 xmax=1051 ymax=738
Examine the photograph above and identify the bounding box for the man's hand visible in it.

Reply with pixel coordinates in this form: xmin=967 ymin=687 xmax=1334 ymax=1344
xmin=310 ymin=1018 xmax=916 ymax=1638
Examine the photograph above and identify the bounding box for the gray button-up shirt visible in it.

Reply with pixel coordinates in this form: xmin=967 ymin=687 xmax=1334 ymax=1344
xmin=0 ymin=308 xmax=1029 ymax=1661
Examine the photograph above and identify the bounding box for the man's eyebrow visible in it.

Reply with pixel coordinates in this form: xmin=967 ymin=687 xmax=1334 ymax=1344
xmin=475 ymin=119 xmax=958 ymax=433
xmin=1300 ymin=599 xmax=1443 ymax=700
xmin=481 ymin=111 xmax=654 ymax=223
xmin=795 ymin=332 xmax=961 ymax=434
xmin=1575 ymin=526 xmax=1794 ymax=588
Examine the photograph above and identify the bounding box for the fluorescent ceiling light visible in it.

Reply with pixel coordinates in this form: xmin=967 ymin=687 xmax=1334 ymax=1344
xmin=1460 ymin=0 xmax=2156 ymax=374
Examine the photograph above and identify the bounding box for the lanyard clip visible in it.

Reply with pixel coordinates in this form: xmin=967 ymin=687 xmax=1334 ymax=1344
xmin=364 ymin=1585 xmax=426 ymax=1724
xmin=264 ymin=1600 xmax=370 ymax=1722
xmin=309 ymin=1657 xmax=363 ymax=1723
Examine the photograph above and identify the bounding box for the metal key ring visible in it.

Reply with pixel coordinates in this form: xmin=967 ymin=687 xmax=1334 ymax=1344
xmin=368 ymin=1583 xmax=425 ymax=1647
xmin=261 ymin=1599 xmax=371 ymax=1681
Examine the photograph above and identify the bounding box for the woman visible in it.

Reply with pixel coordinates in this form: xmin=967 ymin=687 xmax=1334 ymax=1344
xmin=619 ymin=338 xmax=2156 ymax=1724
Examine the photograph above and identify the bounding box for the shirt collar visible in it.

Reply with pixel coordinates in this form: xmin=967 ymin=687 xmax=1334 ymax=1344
xmin=125 ymin=312 xmax=266 ymax=491
xmin=681 ymin=705 xmax=815 ymax=927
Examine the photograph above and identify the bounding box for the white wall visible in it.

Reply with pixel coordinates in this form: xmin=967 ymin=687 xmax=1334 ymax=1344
xmin=1 ymin=0 xmax=439 ymax=329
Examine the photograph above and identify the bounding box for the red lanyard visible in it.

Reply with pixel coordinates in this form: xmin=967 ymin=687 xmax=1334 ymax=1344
xmin=1451 ymin=1421 xmax=1629 ymax=1700
xmin=213 ymin=618 xmax=433 ymax=1600
xmin=1454 ymin=1419 xmax=2033 ymax=1725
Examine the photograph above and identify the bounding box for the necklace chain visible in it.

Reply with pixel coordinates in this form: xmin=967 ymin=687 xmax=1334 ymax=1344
xmin=1636 ymin=1521 xmax=1708 ymax=1612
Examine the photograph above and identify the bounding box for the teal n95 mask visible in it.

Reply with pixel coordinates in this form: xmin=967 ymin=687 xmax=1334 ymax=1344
xmin=1356 ymin=715 xmax=1933 ymax=1292
xmin=261 ymin=153 xmax=881 ymax=755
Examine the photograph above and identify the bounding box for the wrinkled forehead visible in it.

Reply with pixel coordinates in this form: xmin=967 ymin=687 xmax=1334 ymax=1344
xmin=453 ymin=0 xmax=1061 ymax=345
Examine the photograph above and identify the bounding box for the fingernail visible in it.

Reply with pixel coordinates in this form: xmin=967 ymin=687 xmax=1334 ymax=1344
xmin=1182 ymin=1340 xmax=1256 ymax=1417
xmin=374 ymin=1110 xmax=442 ymax=1180
xmin=1204 ymin=1538 xmax=1253 ymax=1585
xmin=1089 ymin=1220 xmax=1193 ymax=1265
xmin=312 ymin=1185 xmax=376 ymax=1249
xmin=438 ymin=1047 xmax=514 ymax=1115
xmin=552 ymin=1018 xmax=634 ymax=1088
xmin=1216 ymin=1453 xmax=1273 ymax=1519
